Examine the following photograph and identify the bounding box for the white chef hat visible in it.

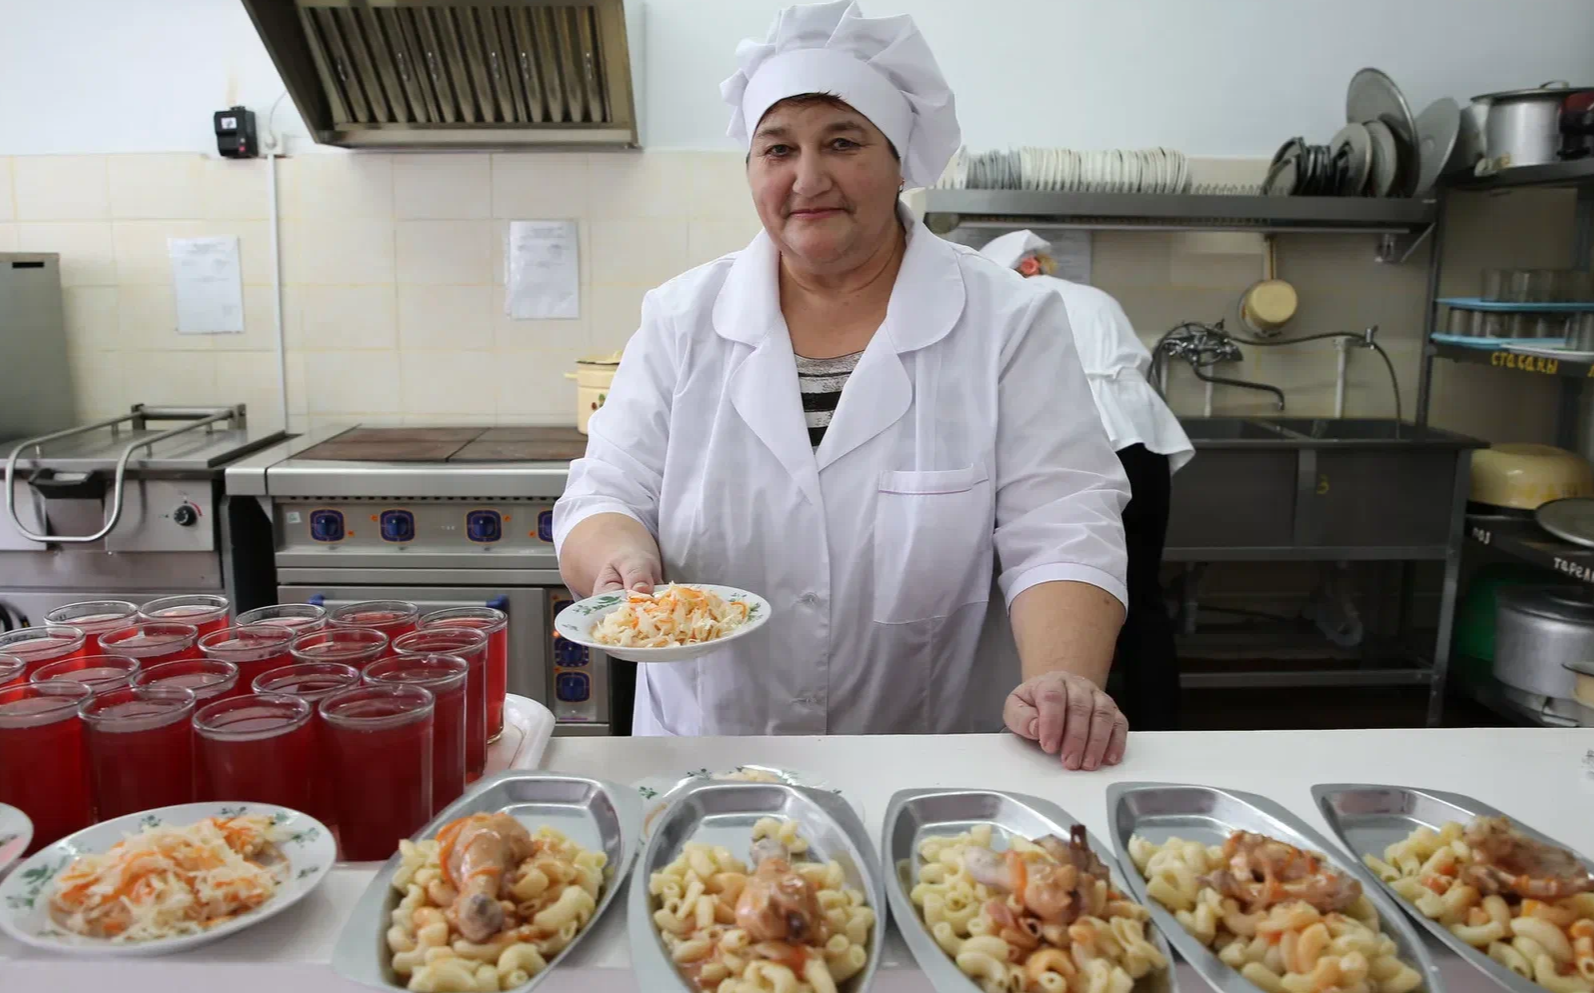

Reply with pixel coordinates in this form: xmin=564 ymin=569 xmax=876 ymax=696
xmin=721 ymin=0 xmax=961 ymax=190
xmin=978 ymin=230 xmax=1050 ymax=269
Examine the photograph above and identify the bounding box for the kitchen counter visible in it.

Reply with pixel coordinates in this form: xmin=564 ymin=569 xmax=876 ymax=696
xmin=3 ymin=727 xmax=1584 ymax=991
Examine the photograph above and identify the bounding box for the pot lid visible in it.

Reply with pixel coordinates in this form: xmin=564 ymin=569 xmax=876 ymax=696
xmin=1473 ymin=82 xmax=1594 ymax=103
xmin=1498 ymin=584 xmax=1594 ymax=624
xmin=576 ymin=350 xmax=623 ymax=366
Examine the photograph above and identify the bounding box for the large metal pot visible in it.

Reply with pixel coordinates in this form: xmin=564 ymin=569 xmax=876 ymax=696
xmin=1494 ymin=585 xmax=1594 ymax=698
xmin=1474 ymin=82 xmax=1594 ymax=170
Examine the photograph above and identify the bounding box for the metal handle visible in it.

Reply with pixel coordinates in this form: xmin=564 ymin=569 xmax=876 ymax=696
xmin=4 ymin=406 xmax=241 ymax=545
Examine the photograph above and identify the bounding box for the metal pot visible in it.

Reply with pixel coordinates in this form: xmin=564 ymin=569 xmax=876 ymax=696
xmin=1474 ymin=82 xmax=1594 ymax=170
xmin=1493 ymin=584 xmax=1594 ymax=698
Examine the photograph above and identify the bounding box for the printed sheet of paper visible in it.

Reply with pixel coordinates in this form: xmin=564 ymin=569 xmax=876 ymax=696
xmin=167 ymin=236 xmax=245 ymax=335
xmin=506 ymin=220 xmax=580 ymax=320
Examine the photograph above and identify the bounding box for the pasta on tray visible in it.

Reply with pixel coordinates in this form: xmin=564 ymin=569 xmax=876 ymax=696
xmin=649 ymin=816 xmax=874 ymax=992
xmin=1129 ymin=831 xmax=1423 ymax=993
xmin=1364 ymin=816 xmax=1594 ymax=993
xmin=909 ymin=823 xmax=1169 ymax=993
xmin=591 ymin=585 xmax=749 ymax=649
xmin=386 ymin=812 xmax=608 ymax=992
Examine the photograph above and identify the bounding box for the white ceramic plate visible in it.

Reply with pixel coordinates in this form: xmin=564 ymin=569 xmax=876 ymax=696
xmin=0 ymin=804 xmax=31 ymax=879
xmin=554 ymin=583 xmax=771 ymax=663
xmin=0 ymin=801 xmax=335 ymax=957
xmin=633 ymin=766 xmax=841 ymax=837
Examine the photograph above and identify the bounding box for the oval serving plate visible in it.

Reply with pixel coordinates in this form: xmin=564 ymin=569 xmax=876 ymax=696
xmin=1106 ymin=782 xmax=1445 ymax=993
xmin=331 ymin=771 xmax=641 ymax=993
xmin=883 ymin=787 xmax=1178 ymax=993
xmin=630 ymin=781 xmax=886 ymax=992
xmin=1314 ymin=783 xmax=1593 ymax=993
xmin=0 ymin=801 xmax=334 ymax=957
xmin=0 ymin=802 xmax=32 ymax=879
xmin=634 ymin=765 xmax=839 ymax=838
xmin=553 ymin=584 xmax=771 ymax=663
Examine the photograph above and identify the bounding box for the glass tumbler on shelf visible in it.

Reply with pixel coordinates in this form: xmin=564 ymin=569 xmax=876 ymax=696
xmin=1445 ymin=306 xmax=1473 ymax=336
xmin=235 ymin=603 xmax=327 ymax=634
xmin=0 ymin=626 xmax=87 ymax=680
xmin=80 ymin=684 xmax=198 ymax=820
xmin=252 ymin=661 xmax=362 ymax=837
xmin=43 ymin=601 xmax=138 ymax=654
xmin=100 ymin=622 xmax=202 ymax=668
xmin=134 ymin=658 xmax=241 ymax=705
xmin=1476 ymin=311 xmax=1508 ymax=339
xmin=419 ymin=606 xmax=509 ymax=740
xmin=30 ymin=654 xmax=140 ymax=696
xmin=364 ymin=654 xmax=468 ymax=814
xmin=288 ymin=627 xmax=389 ymax=669
xmin=1481 ymin=268 xmax=1510 ymax=301
xmin=199 ymin=624 xmax=295 ymax=691
xmin=329 ymin=601 xmax=420 ymax=642
xmin=392 ymin=628 xmax=488 ymax=782
xmin=138 ymin=595 xmax=231 ymax=638
xmin=1571 ymin=312 xmax=1594 ymax=351
xmin=320 ymin=684 xmax=434 ymax=861
xmin=194 ymin=692 xmax=317 ymax=810
xmin=0 ymin=680 xmax=93 ymax=853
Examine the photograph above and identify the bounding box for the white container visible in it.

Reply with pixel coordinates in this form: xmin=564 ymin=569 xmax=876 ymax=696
xmin=566 ymin=353 xmax=621 ymax=434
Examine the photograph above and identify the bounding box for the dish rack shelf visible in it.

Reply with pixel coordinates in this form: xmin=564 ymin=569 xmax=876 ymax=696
xmin=1449 ymin=158 xmax=1594 ymax=192
xmin=921 ymin=190 xmax=1435 ymax=234
xmin=1430 ymin=342 xmax=1593 ymax=376
xmin=1466 ymin=513 xmax=1594 ymax=585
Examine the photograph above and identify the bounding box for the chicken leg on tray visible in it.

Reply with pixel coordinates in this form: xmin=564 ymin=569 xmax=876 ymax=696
xmin=438 ymin=812 xmax=537 ymax=943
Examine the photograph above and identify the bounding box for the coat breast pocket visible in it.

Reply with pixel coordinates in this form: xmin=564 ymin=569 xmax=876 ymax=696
xmin=872 ymin=463 xmax=995 ymax=624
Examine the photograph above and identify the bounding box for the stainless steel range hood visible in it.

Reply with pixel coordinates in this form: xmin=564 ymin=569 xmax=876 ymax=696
xmin=241 ymin=0 xmax=643 ymax=148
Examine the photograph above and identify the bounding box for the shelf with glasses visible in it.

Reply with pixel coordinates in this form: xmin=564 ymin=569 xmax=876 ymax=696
xmin=920 ymin=189 xmax=1436 ymax=233
xmin=1429 ymin=341 xmax=1594 ymax=378
xmin=1466 ymin=512 xmax=1594 ymax=584
xmin=1448 ymin=158 xmax=1594 ymax=192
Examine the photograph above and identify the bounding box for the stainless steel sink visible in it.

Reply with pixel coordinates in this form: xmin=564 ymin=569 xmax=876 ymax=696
xmin=1179 ymin=418 xmax=1296 ymax=442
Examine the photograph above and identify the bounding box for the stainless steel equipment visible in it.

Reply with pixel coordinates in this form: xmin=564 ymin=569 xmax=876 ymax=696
xmin=1492 ymin=584 xmax=1594 ymax=699
xmin=1474 ymin=82 xmax=1594 ymax=171
xmin=0 ymin=253 xmax=76 ymax=443
xmin=0 ymin=405 xmax=286 ymax=626
xmin=226 ymin=424 xmax=623 ymax=735
xmin=240 ymin=0 xmax=644 ymax=149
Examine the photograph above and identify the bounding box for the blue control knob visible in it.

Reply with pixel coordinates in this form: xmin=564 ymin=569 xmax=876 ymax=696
xmin=537 ymin=510 xmax=554 ymax=542
xmin=556 ymin=672 xmax=590 ymax=702
xmin=309 ymin=509 xmax=345 ymax=542
xmin=554 ymin=639 xmax=589 ymax=666
xmin=380 ymin=510 xmax=415 ymax=543
xmin=466 ymin=510 xmax=502 ymax=543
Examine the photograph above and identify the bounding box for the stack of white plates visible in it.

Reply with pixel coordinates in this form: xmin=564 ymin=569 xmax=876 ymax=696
xmin=938 ymin=146 xmax=1191 ymax=194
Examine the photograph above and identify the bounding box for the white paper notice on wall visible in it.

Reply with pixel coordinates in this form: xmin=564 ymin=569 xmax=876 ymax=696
xmin=167 ymin=236 xmax=244 ymax=335
xmin=506 ymin=220 xmax=580 ymax=320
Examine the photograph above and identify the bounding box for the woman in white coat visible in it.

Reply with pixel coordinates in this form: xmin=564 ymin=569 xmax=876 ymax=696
xmin=555 ymin=1 xmax=1134 ymax=770
xmin=979 ymin=231 xmax=1194 ymax=731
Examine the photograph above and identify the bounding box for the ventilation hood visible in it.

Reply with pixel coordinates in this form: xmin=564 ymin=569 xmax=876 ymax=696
xmin=241 ymin=0 xmax=643 ymax=148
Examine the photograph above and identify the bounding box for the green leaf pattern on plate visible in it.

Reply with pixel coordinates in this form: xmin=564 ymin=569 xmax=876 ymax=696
xmin=637 ymin=786 xmax=658 ymax=800
xmin=285 ymin=826 xmax=321 ymax=846
xmin=217 ymin=805 xmax=250 ymax=818
xmin=571 ymin=594 xmax=622 ymax=617
xmin=296 ymin=865 xmax=319 ymax=880
xmin=138 ymin=814 xmax=162 ymax=830
xmin=5 ymin=856 xmax=68 ymax=911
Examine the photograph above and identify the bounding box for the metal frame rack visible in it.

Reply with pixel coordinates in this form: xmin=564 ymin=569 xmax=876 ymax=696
xmin=1413 ymin=158 xmax=1594 ymax=726
xmin=924 ymin=188 xmax=1482 ymax=724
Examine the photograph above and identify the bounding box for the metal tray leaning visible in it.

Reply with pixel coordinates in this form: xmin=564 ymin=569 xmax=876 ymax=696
xmin=331 ymin=771 xmax=642 ymax=993
xmin=629 ymin=781 xmax=887 ymax=992
xmin=882 ymin=787 xmax=1178 ymax=993
xmin=1105 ymin=781 xmax=1446 ymax=993
xmin=1314 ymin=783 xmax=1594 ymax=993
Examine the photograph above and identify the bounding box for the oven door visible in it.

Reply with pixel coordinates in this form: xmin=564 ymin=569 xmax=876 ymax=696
xmin=275 ymin=584 xmax=610 ymax=736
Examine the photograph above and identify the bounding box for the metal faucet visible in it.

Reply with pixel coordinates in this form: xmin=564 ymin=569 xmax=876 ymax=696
xmin=1188 ymin=364 xmax=1287 ymax=410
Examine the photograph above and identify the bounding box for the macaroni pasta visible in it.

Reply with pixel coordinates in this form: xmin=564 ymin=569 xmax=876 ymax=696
xmin=1129 ymin=833 xmax=1423 ymax=993
xmin=909 ymin=824 xmax=1170 ymax=993
xmin=648 ymin=817 xmax=874 ymax=992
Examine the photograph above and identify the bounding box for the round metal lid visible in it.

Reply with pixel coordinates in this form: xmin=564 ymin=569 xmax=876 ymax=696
xmin=1414 ymin=97 xmax=1461 ymax=197
xmin=1537 ymin=496 xmax=1594 ymax=549
xmin=1472 ymin=82 xmax=1594 ymax=104
xmin=1348 ymin=68 xmax=1417 ymax=151
xmin=1498 ymin=583 xmax=1594 ymax=624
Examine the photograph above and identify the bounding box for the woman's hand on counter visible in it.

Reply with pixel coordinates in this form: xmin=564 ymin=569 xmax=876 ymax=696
xmin=1003 ymin=670 xmax=1128 ymax=771
xmin=559 ymin=513 xmax=665 ymax=598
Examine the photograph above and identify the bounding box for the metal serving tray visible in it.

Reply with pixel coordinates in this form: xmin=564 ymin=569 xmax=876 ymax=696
xmin=882 ymin=788 xmax=1178 ymax=993
xmin=1105 ymin=782 xmax=1445 ymax=993
xmin=331 ymin=772 xmax=642 ymax=993
xmin=1313 ymin=784 xmax=1594 ymax=993
xmin=629 ymin=781 xmax=886 ymax=992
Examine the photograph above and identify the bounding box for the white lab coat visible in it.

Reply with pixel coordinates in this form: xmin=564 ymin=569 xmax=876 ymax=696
xmin=553 ymin=211 xmax=1130 ymax=737
xmin=1030 ymin=275 xmax=1194 ymax=473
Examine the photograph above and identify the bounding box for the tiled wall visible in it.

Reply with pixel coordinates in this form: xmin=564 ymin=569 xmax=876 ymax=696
xmin=0 ymin=150 xmax=1570 ymax=443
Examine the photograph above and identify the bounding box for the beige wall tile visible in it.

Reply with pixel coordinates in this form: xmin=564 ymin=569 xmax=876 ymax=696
xmin=111 ymin=220 xmax=205 ymax=284
xmin=280 ymin=219 xmax=395 ymax=285
xmin=304 ymin=350 xmax=402 ymax=415
xmin=212 ymin=285 xmax=284 ymax=352
xmin=0 ymin=223 xmax=15 ymax=251
xmin=14 ymin=155 xmax=109 ymax=221
xmin=492 ymin=153 xmax=588 ymax=219
xmin=65 ymin=344 xmax=126 ymax=421
xmin=587 ymin=284 xmax=649 ymax=353
xmin=61 ymin=287 xmax=119 ymax=351
xmin=200 ymin=220 xmax=273 ymax=285
xmin=398 ymin=285 xmax=493 ymax=350
xmin=202 ymin=157 xmax=272 ymax=221
xmin=0 ymin=158 xmax=13 ymax=222
xmin=689 ymin=153 xmax=754 ymax=222
xmin=281 ymin=153 xmax=393 ymax=220
xmin=686 ymin=219 xmax=759 ymax=269
xmin=121 ymin=349 xmax=220 ymax=406
xmin=116 ymin=284 xmax=179 ymax=350
xmin=396 ymin=220 xmax=493 ymax=285
xmin=585 ymin=151 xmax=690 ymax=220
xmin=394 ymin=154 xmax=490 ymax=220
xmin=108 ymin=154 xmax=205 ymax=220
xmin=400 ymin=351 xmax=497 ymax=416
xmin=215 ymin=350 xmax=290 ymax=433
xmin=493 ymin=308 xmax=588 ymax=351
xmin=494 ymin=348 xmax=584 ymax=423
xmin=297 ymin=285 xmax=398 ymax=350
xmin=589 ymin=219 xmax=689 ymax=286
xmin=14 ymin=221 xmax=116 ymax=286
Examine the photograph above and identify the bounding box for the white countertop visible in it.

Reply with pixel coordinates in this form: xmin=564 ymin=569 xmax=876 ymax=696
xmin=4 ymin=727 xmax=1589 ymax=993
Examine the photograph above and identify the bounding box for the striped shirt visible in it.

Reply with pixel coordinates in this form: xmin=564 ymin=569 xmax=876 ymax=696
xmin=796 ymin=351 xmax=863 ymax=448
